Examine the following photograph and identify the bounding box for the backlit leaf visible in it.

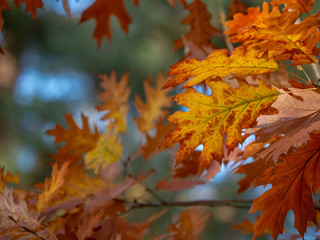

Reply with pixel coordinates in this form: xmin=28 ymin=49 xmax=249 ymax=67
xmin=163 ymin=47 xmax=278 ymax=89
xmin=161 ymin=79 xmax=279 ymax=167
xmin=96 ymin=71 xmax=130 ymax=132
xmin=14 ymin=0 xmax=43 ymax=18
xmin=84 ymin=125 xmax=123 ymax=174
xmin=230 ymin=11 xmax=320 ymax=65
xmin=250 ymin=133 xmax=320 ymax=239
xmin=225 ymin=2 xmax=281 ymax=36
xmin=37 ymin=162 xmax=70 ymax=212
xmin=168 ymin=207 xmax=210 ymax=240
xmin=270 ymin=0 xmax=315 ymax=13
xmin=46 ymin=113 xmax=99 ymax=157
xmin=174 ymin=0 xmax=220 ymax=58
xmin=0 ymin=0 xmax=9 ymax=30
xmin=249 ymin=87 xmax=320 ymax=163
xmin=80 ymin=0 xmax=138 ymax=46
xmin=134 ymin=72 xmax=172 ymax=133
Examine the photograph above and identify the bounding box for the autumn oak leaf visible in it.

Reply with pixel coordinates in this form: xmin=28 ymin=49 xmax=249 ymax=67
xmin=250 ymin=133 xmax=320 ymax=239
xmin=225 ymin=2 xmax=281 ymax=36
xmin=80 ymin=0 xmax=137 ymax=46
xmin=174 ymin=0 xmax=220 ymax=58
xmin=14 ymin=0 xmax=43 ymax=18
xmin=84 ymin=124 xmax=123 ymax=174
xmin=37 ymin=162 xmax=70 ymax=212
xmin=163 ymin=47 xmax=278 ymax=89
xmin=46 ymin=113 xmax=99 ymax=157
xmin=249 ymin=87 xmax=320 ymax=163
xmin=230 ymin=11 xmax=320 ymax=65
xmin=161 ymin=79 xmax=279 ymax=168
xmin=96 ymin=71 xmax=130 ymax=132
xmin=134 ymin=72 xmax=172 ymax=133
xmin=0 ymin=0 xmax=9 ymax=30
xmin=168 ymin=207 xmax=210 ymax=240
xmin=270 ymin=0 xmax=315 ymax=13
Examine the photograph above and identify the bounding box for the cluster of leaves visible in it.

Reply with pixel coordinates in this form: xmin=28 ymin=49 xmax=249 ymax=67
xmin=2 ymin=0 xmax=320 ymax=239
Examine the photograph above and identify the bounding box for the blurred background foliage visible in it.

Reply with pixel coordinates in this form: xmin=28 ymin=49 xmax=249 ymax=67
xmin=0 ymin=0 xmax=298 ymax=239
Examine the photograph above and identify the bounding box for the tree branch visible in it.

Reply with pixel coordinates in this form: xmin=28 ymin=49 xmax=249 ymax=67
xmin=116 ymin=198 xmax=320 ymax=211
xmin=116 ymin=198 xmax=252 ymax=209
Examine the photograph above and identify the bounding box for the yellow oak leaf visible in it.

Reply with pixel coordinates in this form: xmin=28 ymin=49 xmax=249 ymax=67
xmin=46 ymin=113 xmax=99 ymax=157
xmin=163 ymin=47 xmax=278 ymax=89
xmin=161 ymin=79 xmax=279 ymax=168
xmin=84 ymin=125 xmax=123 ymax=174
xmin=134 ymin=72 xmax=172 ymax=133
xmin=96 ymin=71 xmax=130 ymax=132
xmin=230 ymin=11 xmax=320 ymax=65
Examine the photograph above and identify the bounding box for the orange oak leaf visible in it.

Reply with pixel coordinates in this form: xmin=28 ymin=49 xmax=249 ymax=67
xmin=80 ymin=0 xmax=138 ymax=46
xmin=174 ymin=0 xmax=220 ymax=58
xmin=270 ymin=0 xmax=315 ymax=13
xmin=134 ymin=72 xmax=172 ymax=133
xmin=96 ymin=71 xmax=130 ymax=132
xmin=168 ymin=207 xmax=210 ymax=240
xmin=155 ymin=177 xmax=204 ymax=191
xmin=161 ymin=79 xmax=279 ymax=168
xmin=172 ymin=151 xmax=201 ymax=178
xmin=0 ymin=0 xmax=9 ymax=30
xmin=14 ymin=0 xmax=43 ymax=18
xmin=142 ymin=120 xmax=175 ymax=160
xmin=163 ymin=47 xmax=278 ymax=89
xmin=230 ymin=11 xmax=320 ymax=65
xmin=56 ymin=163 xmax=111 ymax=200
xmin=236 ymin=157 xmax=273 ymax=194
xmin=84 ymin=124 xmax=123 ymax=174
xmin=250 ymin=132 xmax=320 ymax=239
xmin=225 ymin=2 xmax=281 ymax=36
xmin=249 ymin=87 xmax=320 ymax=163
xmin=0 ymin=168 xmax=19 ymax=191
xmin=37 ymin=162 xmax=70 ymax=212
xmin=232 ymin=218 xmax=255 ymax=234
xmin=46 ymin=113 xmax=99 ymax=157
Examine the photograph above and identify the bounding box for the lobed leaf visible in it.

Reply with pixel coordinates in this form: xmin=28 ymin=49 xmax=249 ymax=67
xmin=96 ymin=71 xmax=130 ymax=132
xmin=163 ymin=47 xmax=278 ymax=89
xmin=250 ymin=133 xmax=320 ymax=239
xmin=134 ymin=72 xmax=172 ymax=133
xmin=79 ymin=0 xmax=138 ymax=46
xmin=46 ymin=113 xmax=99 ymax=157
xmin=230 ymin=11 xmax=320 ymax=65
xmin=161 ymin=79 xmax=279 ymax=168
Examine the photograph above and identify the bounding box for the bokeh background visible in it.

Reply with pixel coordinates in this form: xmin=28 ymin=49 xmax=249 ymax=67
xmin=2 ymin=0 xmax=318 ymax=239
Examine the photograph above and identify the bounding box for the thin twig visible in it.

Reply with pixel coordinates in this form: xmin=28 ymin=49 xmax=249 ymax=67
xmin=143 ymin=184 xmax=167 ymax=204
xmin=116 ymin=198 xmax=252 ymax=209
xmin=8 ymin=216 xmax=46 ymax=240
xmin=116 ymin=199 xmax=320 ymax=211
